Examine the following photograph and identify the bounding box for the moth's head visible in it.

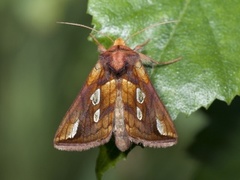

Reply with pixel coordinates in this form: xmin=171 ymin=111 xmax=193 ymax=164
xmin=113 ymin=38 xmax=126 ymax=46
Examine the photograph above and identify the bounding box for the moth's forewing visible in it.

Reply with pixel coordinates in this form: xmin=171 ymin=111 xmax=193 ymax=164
xmin=54 ymin=62 xmax=115 ymax=151
xmin=123 ymin=61 xmax=177 ymax=148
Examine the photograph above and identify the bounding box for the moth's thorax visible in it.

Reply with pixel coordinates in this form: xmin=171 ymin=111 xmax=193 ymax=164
xmin=100 ymin=43 xmax=139 ymax=76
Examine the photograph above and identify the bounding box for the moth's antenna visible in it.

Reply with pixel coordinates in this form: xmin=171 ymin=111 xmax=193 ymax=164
xmin=57 ymin=22 xmax=114 ymax=42
xmin=125 ymin=20 xmax=178 ymax=42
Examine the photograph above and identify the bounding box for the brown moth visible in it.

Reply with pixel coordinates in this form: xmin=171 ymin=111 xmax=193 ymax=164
xmin=54 ymin=23 xmax=179 ymax=152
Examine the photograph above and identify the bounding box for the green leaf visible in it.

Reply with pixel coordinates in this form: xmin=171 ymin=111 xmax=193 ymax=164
xmin=87 ymin=0 xmax=240 ymax=178
xmin=95 ymin=140 xmax=133 ymax=180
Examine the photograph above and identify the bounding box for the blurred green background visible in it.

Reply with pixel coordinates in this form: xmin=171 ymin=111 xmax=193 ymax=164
xmin=1 ymin=0 xmax=240 ymax=180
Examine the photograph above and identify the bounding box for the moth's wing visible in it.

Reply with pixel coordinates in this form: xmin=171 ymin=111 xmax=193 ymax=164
xmin=54 ymin=61 xmax=116 ymax=151
xmin=122 ymin=61 xmax=177 ymax=148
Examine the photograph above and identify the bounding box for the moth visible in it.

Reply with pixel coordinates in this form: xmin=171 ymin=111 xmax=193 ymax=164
xmin=54 ymin=22 xmax=179 ymax=152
